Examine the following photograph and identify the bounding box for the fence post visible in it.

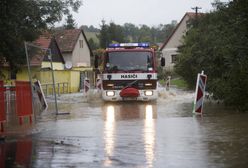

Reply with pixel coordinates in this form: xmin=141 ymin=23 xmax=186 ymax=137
xmin=62 ymin=83 xmax=64 ymax=94
xmin=57 ymin=83 xmax=60 ymax=96
xmin=166 ymin=76 xmax=171 ymax=91
xmin=0 ymin=81 xmax=6 ymax=132
xmin=45 ymin=84 xmax=48 ymax=97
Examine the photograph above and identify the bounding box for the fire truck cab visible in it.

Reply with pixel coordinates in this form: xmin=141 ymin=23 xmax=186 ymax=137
xmin=96 ymin=43 xmax=164 ymax=101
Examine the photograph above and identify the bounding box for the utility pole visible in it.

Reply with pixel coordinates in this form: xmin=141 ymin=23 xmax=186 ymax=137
xmin=191 ymin=6 xmax=202 ymax=15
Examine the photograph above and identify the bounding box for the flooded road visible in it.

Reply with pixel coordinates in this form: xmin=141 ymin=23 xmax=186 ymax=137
xmin=1 ymin=89 xmax=248 ymax=167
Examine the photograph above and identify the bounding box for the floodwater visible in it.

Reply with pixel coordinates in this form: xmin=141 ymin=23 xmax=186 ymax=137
xmin=1 ymin=88 xmax=248 ymax=168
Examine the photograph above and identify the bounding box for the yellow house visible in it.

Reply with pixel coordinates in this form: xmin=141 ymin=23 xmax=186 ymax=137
xmin=0 ymin=34 xmax=81 ymax=93
xmin=55 ymin=29 xmax=95 ymax=89
xmin=55 ymin=29 xmax=93 ymax=69
xmin=31 ymin=34 xmax=81 ymax=93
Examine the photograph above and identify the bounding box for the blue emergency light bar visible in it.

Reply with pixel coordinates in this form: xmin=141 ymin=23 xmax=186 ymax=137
xmin=108 ymin=42 xmax=150 ymax=48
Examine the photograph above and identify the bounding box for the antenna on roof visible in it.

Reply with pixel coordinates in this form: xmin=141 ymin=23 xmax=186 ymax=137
xmin=191 ymin=6 xmax=202 ymax=15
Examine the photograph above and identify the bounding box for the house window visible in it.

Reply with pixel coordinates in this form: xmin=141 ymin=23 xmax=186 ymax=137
xmin=171 ymin=54 xmax=177 ymax=63
xmin=79 ymin=40 xmax=83 ymax=48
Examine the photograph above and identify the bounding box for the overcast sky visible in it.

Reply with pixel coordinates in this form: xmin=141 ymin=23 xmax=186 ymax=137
xmin=68 ymin=0 xmax=230 ymax=28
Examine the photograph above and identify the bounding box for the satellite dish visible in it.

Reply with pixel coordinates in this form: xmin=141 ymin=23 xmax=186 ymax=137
xmin=65 ymin=61 xmax=72 ymax=69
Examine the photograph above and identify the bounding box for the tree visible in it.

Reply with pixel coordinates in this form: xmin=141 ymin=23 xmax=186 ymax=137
xmin=0 ymin=0 xmax=81 ymax=74
xmin=97 ymin=20 xmax=176 ymax=48
xmin=80 ymin=25 xmax=100 ymax=32
xmin=175 ymin=0 xmax=248 ymax=111
xmin=88 ymin=38 xmax=98 ymax=50
xmin=64 ymin=14 xmax=77 ymax=29
xmin=98 ymin=20 xmax=110 ymax=48
xmin=123 ymin=23 xmax=139 ymax=42
xmin=108 ymin=22 xmax=125 ymax=43
xmin=158 ymin=23 xmax=177 ymax=42
xmin=138 ymin=25 xmax=151 ymax=42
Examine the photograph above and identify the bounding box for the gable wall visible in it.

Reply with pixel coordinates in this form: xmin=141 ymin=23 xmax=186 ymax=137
xmin=72 ymin=33 xmax=91 ymax=67
xmin=162 ymin=15 xmax=190 ymax=71
xmin=165 ymin=15 xmax=189 ymax=49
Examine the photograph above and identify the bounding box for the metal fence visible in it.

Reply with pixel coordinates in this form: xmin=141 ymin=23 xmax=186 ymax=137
xmin=41 ymin=82 xmax=69 ymax=97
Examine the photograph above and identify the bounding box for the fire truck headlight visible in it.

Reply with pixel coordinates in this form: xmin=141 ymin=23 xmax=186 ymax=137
xmin=145 ymin=90 xmax=153 ymax=96
xmin=107 ymin=84 xmax=114 ymax=87
xmin=106 ymin=91 xmax=115 ymax=97
xmin=148 ymin=67 xmax=153 ymax=71
xmin=145 ymin=83 xmax=152 ymax=86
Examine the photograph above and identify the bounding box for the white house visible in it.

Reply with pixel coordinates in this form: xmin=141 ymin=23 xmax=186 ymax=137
xmin=55 ymin=29 xmax=93 ymax=70
xmin=159 ymin=12 xmax=200 ymax=71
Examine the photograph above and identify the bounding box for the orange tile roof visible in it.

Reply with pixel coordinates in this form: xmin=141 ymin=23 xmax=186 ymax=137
xmin=31 ymin=33 xmax=65 ymax=66
xmin=54 ymin=29 xmax=81 ymax=53
xmin=30 ymin=33 xmax=52 ymax=66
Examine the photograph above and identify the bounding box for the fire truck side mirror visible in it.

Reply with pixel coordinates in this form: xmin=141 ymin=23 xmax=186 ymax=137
xmin=161 ymin=57 xmax=165 ymax=67
xmin=94 ymin=55 xmax=98 ymax=68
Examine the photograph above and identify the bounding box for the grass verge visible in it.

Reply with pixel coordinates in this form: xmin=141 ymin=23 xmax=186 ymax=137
xmin=170 ymin=78 xmax=188 ymax=89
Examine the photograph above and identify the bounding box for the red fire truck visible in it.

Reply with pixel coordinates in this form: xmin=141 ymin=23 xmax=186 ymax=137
xmin=95 ymin=43 xmax=165 ymax=101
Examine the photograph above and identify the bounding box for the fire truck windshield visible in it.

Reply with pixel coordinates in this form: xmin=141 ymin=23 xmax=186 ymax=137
xmin=105 ymin=51 xmax=153 ymax=72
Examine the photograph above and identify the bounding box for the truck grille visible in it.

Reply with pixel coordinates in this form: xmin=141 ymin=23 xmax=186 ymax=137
xmin=102 ymin=80 xmax=157 ymax=90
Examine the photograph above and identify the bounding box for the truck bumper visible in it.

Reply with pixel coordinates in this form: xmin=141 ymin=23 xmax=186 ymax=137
xmin=101 ymin=89 xmax=158 ymax=101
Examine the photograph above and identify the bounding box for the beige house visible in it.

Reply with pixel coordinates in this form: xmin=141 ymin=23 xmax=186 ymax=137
xmin=159 ymin=12 xmax=199 ymax=71
xmin=55 ymin=29 xmax=93 ymax=70
xmin=55 ymin=29 xmax=95 ymax=90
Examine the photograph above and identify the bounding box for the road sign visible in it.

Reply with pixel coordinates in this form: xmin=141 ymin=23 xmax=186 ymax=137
xmin=193 ymin=71 xmax=207 ymax=114
xmin=96 ymin=78 xmax=102 ymax=92
xmin=34 ymin=80 xmax=48 ymax=111
xmin=84 ymin=78 xmax=90 ymax=94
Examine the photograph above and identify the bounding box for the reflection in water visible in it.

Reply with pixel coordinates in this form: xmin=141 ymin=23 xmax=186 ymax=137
xmin=0 ymin=138 xmax=33 ymax=168
xmin=104 ymin=105 xmax=115 ymax=166
xmin=3 ymin=96 xmax=248 ymax=167
xmin=144 ymin=105 xmax=155 ymax=168
xmin=102 ymin=103 xmax=157 ymax=167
